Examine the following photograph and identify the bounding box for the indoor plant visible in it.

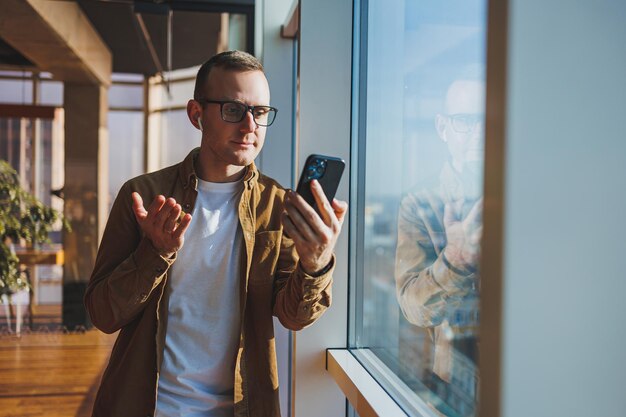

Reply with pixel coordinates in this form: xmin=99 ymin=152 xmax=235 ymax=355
xmin=0 ymin=160 xmax=68 ymax=296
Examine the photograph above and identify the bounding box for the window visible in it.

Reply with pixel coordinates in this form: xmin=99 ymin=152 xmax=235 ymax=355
xmin=108 ymin=111 xmax=144 ymax=209
xmin=350 ymin=0 xmax=487 ymax=415
xmin=108 ymin=76 xmax=145 ymax=212
xmin=148 ymin=68 xmax=199 ymax=169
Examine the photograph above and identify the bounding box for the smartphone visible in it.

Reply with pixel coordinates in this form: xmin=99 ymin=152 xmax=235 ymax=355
xmin=295 ymin=154 xmax=345 ymax=214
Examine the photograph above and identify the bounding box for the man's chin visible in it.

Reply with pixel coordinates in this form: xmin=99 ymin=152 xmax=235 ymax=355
xmin=229 ymin=150 xmax=259 ymax=167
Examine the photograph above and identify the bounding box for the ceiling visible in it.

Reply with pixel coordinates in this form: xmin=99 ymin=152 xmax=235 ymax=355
xmin=0 ymin=37 xmax=32 ymax=67
xmin=0 ymin=0 xmax=255 ymax=76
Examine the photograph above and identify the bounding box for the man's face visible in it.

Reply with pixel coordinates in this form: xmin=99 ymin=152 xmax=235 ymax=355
xmin=199 ymin=67 xmax=271 ymax=169
xmin=436 ymin=80 xmax=485 ymax=169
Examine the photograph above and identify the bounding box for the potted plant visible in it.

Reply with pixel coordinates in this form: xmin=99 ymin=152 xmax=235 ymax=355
xmin=0 ymin=160 xmax=69 ymax=297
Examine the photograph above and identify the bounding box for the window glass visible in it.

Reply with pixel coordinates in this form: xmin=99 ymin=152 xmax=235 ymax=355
xmin=151 ymin=109 xmax=200 ymax=168
xmin=108 ymin=112 xmax=144 ymax=212
xmin=0 ymin=70 xmax=32 ymax=78
xmin=109 ymin=83 xmax=143 ymax=109
xmin=228 ymin=13 xmax=248 ymax=52
xmin=150 ymin=77 xmax=195 ymax=111
xmin=148 ymin=72 xmax=198 ymax=169
xmin=351 ymin=1 xmax=487 ymax=416
xmin=39 ymin=81 xmax=63 ymax=106
xmin=0 ymin=79 xmax=33 ymax=104
xmin=111 ymin=73 xmax=144 ymax=83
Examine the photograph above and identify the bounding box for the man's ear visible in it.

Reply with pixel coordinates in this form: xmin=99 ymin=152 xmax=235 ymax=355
xmin=435 ymin=114 xmax=447 ymax=142
xmin=187 ymin=99 xmax=203 ymax=131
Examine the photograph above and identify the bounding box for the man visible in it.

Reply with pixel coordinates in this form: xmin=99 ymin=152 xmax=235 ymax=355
xmin=85 ymin=50 xmax=347 ymax=417
xmin=395 ymin=79 xmax=484 ymax=415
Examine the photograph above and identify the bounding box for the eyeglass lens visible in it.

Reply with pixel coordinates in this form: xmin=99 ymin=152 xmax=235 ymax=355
xmin=222 ymin=102 xmax=276 ymax=126
xmin=450 ymin=114 xmax=483 ymax=133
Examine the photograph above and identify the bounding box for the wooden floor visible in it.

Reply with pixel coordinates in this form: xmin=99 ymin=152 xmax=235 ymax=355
xmin=0 ymin=305 xmax=116 ymax=417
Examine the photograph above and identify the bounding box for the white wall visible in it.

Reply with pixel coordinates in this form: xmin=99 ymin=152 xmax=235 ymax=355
xmin=294 ymin=0 xmax=353 ymax=416
xmin=257 ymin=0 xmax=295 ymax=186
xmin=501 ymin=1 xmax=626 ymax=416
xmin=256 ymin=0 xmax=297 ymax=415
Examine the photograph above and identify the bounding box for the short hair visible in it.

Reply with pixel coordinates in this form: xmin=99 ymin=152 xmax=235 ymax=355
xmin=193 ymin=50 xmax=264 ymax=101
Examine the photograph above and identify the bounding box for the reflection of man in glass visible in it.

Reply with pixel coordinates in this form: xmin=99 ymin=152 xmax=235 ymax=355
xmin=395 ymin=79 xmax=484 ymax=414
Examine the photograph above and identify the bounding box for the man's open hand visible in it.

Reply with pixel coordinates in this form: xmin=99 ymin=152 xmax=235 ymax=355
xmin=132 ymin=192 xmax=192 ymax=258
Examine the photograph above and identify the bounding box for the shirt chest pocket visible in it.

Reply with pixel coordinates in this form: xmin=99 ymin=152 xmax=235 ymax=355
xmin=249 ymin=230 xmax=281 ymax=285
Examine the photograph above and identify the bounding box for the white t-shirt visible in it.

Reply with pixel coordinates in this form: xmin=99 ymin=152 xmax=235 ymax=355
xmin=156 ymin=178 xmax=243 ymax=417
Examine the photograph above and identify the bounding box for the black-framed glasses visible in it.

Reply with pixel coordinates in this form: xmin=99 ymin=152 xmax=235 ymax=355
xmin=198 ymin=99 xmax=278 ymax=127
xmin=448 ymin=113 xmax=483 ymax=134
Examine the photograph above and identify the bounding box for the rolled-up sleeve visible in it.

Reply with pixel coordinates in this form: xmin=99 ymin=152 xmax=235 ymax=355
xmin=84 ymin=182 xmax=175 ymax=334
xmin=272 ymin=234 xmax=335 ymax=331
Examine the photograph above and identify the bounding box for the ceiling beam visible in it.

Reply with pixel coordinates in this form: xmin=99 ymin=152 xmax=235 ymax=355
xmin=0 ymin=0 xmax=112 ymax=86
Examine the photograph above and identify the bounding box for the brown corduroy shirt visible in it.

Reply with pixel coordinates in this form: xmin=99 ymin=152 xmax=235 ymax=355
xmin=84 ymin=148 xmax=334 ymax=417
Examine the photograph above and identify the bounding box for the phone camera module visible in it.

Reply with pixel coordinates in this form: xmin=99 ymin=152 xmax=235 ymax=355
xmin=306 ymin=158 xmax=326 ymax=180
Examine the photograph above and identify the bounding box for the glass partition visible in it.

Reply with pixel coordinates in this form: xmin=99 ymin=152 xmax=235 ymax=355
xmin=350 ymin=0 xmax=487 ymax=415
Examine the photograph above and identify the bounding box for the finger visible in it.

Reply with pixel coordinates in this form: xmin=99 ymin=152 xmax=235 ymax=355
xmin=163 ymin=204 xmax=182 ymax=233
xmin=466 ymin=198 xmax=483 ymax=224
xmin=171 ymin=213 xmax=192 ymax=240
xmin=286 ymin=190 xmax=327 ymax=233
xmin=443 ymin=203 xmax=456 ymax=228
xmin=452 ymin=199 xmax=464 ymax=216
xmin=470 ymin=225 xmax=483 ymax=242
xmin=309 ymin=180 xmax=333 ymax=227
xmin=146 ymin=195 xmax=167 ymax=221
xmin=281 ymin=211 xmax=306 ymax=244
xmin=131 ymin=192 xmax=148 ymax=222
xmin=284 ymin=198 xmax=316 ymax=242
xmin=154 ymin=198 xmax=176 ymax=229
xmin=332 ymin=199 xmax=348 ymax=224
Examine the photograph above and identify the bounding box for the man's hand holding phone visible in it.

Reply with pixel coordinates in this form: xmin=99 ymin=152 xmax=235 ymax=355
xmin=443 ymin=198 xmax=483 ymax=271
xmin=281 ymin=180 xmax=348 ymax=275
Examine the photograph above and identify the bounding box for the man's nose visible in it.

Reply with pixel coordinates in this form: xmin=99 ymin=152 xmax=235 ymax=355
xmin=240 ymin=109 xmax=257 ymax=132
xmin=471 ymin=120 xmax=484 ymax=137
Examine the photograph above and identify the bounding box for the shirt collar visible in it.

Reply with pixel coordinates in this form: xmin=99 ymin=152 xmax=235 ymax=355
xmin=179 ymin=147 xmax=258 ymax=190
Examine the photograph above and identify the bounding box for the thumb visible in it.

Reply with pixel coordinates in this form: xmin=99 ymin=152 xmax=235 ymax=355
xmin=443 ymin=202 xmax=456 ymax=228
xmin=332 ymin=199 xmax=348 ymax=224
xmin=466 ymin=197 xmax=483 ymax=225
xmin=131 ymin=192 xmax=148 ymax=222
